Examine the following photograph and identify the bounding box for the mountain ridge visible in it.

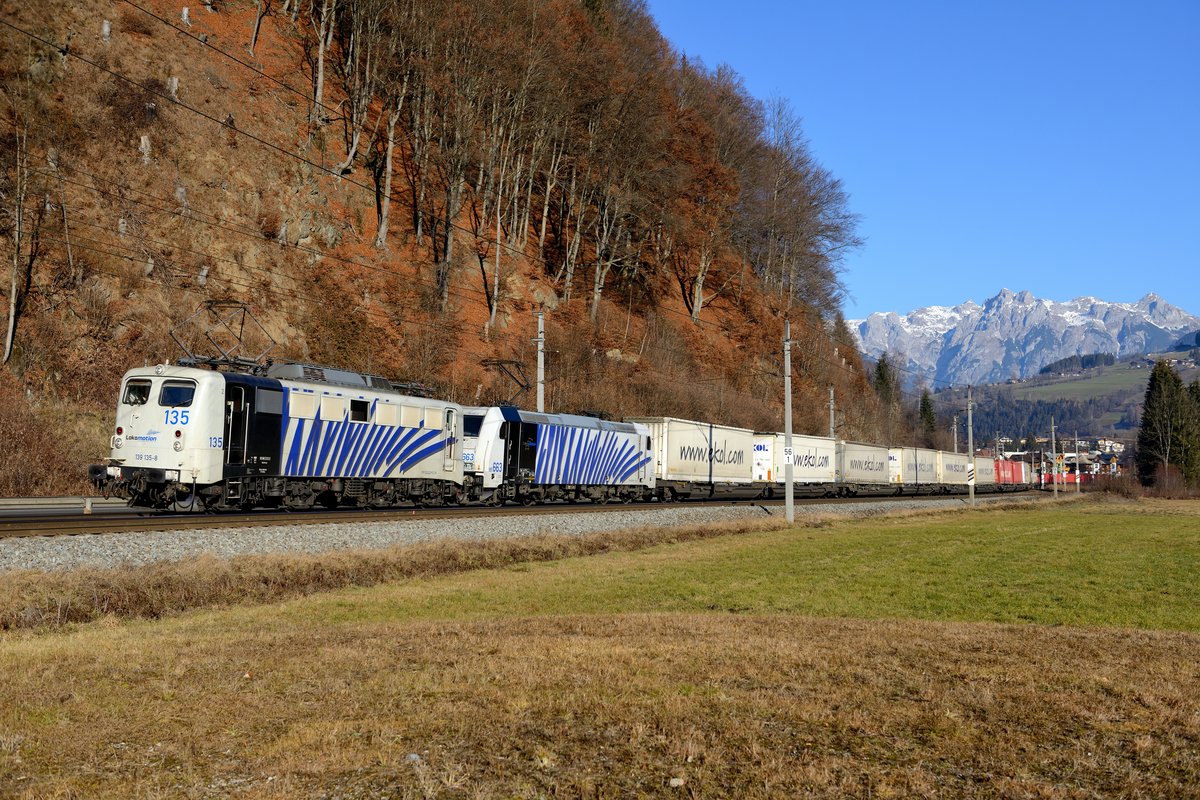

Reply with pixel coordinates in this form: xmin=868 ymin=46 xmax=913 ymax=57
xmin=850 ymin=289 xmax=1200 ymax=387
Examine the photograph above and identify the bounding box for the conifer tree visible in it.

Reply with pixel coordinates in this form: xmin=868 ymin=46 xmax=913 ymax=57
xmin=1136 ymin=360 xmax=1198 ymax=488
xmin=918 ymin=389 xmax=937 ymax=447
xmin=872 ymin=354 xmax=900 ymax=442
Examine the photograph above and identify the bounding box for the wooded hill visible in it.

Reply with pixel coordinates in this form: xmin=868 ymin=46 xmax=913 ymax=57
xmin=0 ymin=0 xmax=875 ymax=493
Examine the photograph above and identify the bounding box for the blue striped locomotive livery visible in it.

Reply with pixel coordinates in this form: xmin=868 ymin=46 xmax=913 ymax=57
xmin=279 ymin=388 xmax=459 ymax=482
xmin=462 ymin=407 xmax=654 ymax=505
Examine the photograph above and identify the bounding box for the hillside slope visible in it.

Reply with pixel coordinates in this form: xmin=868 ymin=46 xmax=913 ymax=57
xmin=0 ymin=0 xmax=874 ymax=493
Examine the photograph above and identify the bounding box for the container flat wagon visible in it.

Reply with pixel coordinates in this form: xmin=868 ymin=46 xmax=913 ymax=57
xmin=937 ymin=452 xmax=971 ymax=492
xmin=887 ymin=446 xmax=940 ymax=494
xmin=836 ymin=441 xmax=891 ymax=496
xmin=628 ymin=416 xmax=756 ymax=499
xmin=753 ymin=432 xmax=837 ymax=497
xmin=974 ymin=456 xmax=997 ymax=492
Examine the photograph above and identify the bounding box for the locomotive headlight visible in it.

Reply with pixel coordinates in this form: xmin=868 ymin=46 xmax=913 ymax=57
xmin=155 ymin=364 xmax=166 ymax=375
xmin=173 ymin=440 xmax=184 ymax=452
xmin=113 ymin=436 xmax=123 ymax=449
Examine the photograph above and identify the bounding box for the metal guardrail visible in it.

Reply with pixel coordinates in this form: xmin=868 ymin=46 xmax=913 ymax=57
xmin=0 ymin=496 xmax=127 ymax=509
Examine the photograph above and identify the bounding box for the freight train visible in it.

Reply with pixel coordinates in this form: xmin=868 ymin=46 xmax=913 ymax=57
xmin=89 ymin=359 xmax=1032 ymax=511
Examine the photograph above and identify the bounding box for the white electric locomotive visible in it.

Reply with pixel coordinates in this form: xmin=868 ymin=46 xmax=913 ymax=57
xmin=463 ymin=406 xmax=655 ymax=505
xmin=91 ymin=361 xmax=466 ymax=511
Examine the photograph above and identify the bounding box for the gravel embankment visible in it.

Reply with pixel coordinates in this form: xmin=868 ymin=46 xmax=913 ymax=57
xmin=0 ymin=494 xmax=1052 ymax=574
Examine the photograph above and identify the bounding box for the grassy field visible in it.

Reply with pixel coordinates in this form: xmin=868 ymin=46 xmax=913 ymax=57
xmin=1 ymin=498 xmax=1198 ymax=797
xmin=1009 ymin=362 xmax=1199 ymax=403
xmin=1009 ymin=366 xmax=1150 ymax=402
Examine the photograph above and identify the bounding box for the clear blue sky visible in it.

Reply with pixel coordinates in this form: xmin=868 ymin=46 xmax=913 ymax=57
xmin=646 ymin=0 xmax=1200 ymax=320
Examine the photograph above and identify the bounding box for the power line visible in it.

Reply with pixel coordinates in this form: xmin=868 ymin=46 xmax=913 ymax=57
xmin=3 ymin=16 xmax=893 ymax=405
xmin=118 ymin=0 xmax=344 ymax=121
xmin=29 ymin=162 xmax=508 ymax=313
xmin=39 ymin=160 xmax=872 ymax=399
xmin=26 ymin=9 xmax=875 ymax=381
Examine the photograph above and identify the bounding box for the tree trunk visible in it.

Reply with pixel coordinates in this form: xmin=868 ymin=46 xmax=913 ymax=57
xmin=373 ymin=103 xmax=401 ymax=248
xmin=489 ymin=189 xmax=501 ymax=328
xmin=4 ymin=128 xmax=27 ymax=364
xmin=311 ymin=0 xmax=335 ymax=122
xmin=689 ymin=239 xmax=715 ymax=323
xmin=249 ymin=0 xmax=271 ymax=55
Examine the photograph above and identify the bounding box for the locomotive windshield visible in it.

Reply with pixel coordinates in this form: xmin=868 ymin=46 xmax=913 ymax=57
xmin=159 ymin=380 xmax=196 ymax=407
xmin=463 ymin=414 xmax=483 ymax=437
xmin=122 ymin=379 xmax=152 ymax=405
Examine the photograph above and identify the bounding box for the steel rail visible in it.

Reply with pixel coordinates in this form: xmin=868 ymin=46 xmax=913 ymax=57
xmin=0 ymin=492 xmax=1033 ymax=540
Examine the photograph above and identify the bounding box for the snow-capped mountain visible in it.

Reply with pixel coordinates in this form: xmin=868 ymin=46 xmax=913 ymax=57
xmin=850 ymin=289 xmax=1200 ymax=387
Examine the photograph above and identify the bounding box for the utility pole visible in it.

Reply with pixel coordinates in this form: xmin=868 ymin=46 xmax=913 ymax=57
xmin=784 ymin=320 xmax=794 ymax=524
xmin=535 ymin=308 xmax=545 ymax=412
xmin=952 ymin=413 xmax=959 ymax=453
xmin=1050 ymin=416 xmax=1058 ymax=498
xmin=1080 ymin=429 xmax=1089 ymax=491
xmin=828 ymin=386 xmax=835 ymax=440
xmin=967 ymin=385 xmax=975 ymax=506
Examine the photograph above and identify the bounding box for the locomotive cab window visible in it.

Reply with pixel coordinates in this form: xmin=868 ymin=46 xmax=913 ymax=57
xmin=122 ymin=379 xmax=152 ymax=406
xmin=159 ymin=380 xmax=196 ymax=407
xmin=350 ymin=399 xmax=370 ymax=422
xmin=463 ymin=415 xmax=483 ymax=437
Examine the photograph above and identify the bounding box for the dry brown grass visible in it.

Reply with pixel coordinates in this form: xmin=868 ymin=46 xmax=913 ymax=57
xmin=0 ymin=374 xmax=94 ymax=496
xmin=1 ymin=612 xmax=1196 ymax=798
xmin=1 ymin=499 xmax=1198 ymax=796
xmin=0 ymin=516 xmax=790 ymax=631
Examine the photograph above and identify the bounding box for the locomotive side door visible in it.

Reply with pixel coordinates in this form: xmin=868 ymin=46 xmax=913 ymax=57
xmin=224 ymin=386 xmax=248 ymax=466
xmin=443 ymin=408 xmax=456 ymax=471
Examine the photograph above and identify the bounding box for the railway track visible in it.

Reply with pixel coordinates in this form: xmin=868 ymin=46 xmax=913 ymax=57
xmin=0 ymin=492 xmax=1032 ymax=540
